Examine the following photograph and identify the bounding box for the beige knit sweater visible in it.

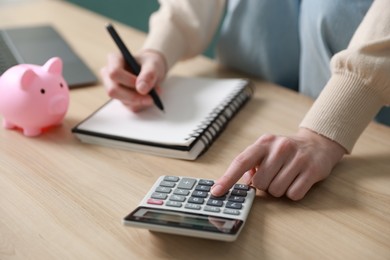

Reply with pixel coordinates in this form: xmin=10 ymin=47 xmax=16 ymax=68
xmin=143 ymin=0 xmax=390 ymax=153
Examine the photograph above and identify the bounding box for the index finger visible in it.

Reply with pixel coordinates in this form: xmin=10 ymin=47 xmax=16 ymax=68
xmin=211 ymin=142 xmax=265 ymax=196
xmin=107 ymin=53 xmax=137 ymax=88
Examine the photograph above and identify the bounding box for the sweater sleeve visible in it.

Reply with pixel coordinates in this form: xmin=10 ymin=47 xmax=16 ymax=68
xmin=300 ymin=0 xmax=390 ymax=153
xmin=142 ymin=0 xmax=226 ymax=69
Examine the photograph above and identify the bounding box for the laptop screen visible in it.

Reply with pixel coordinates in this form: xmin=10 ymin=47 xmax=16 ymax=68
xmin=0 ymin=24 xmax=97 ymax=88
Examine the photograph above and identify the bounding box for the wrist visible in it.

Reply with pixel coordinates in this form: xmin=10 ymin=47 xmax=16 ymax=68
xmin=297 ymin=127 xmax=346 ymax=162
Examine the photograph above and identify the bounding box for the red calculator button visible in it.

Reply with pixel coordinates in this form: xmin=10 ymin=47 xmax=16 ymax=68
xmin=147 ymin=198 xmax=164 ymax=205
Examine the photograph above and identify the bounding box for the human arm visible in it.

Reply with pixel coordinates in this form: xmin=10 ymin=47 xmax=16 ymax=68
xmin=143 ymin=0 xmax=226 ymax=70
xmin=100 ymin=0 xmax=226 ymax=111
xmin=300 ymin=0 xmax=390 ymax=152
xmin=211 ymin=129 xmax=346 ymax=201
xmin=211 ymin=0 xmax=390 ymax=200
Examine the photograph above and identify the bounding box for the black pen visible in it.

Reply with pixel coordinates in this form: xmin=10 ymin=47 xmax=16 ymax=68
xmin=106 ymin=23 xmax=164 ymax=112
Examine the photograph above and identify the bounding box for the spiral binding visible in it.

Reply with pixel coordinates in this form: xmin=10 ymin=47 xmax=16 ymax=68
xmin=185 ymin=80 xmax=254 ymax=157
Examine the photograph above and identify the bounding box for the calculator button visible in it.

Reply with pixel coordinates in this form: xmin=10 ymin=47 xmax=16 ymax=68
xmin=185 ymin=203 xmax=201 ymax=210
xmin=230 ymin=189 xmax=247 ymax=197
xmin=210 ymin=195 xmax=226 ymax=200
xmin=151 ymin=192 xmax=168 ymax=200
xmin=207 ymin=199 xmax=223 ymax=207
xmin=177 ymin=178 xmax=197 ymax=190
xmin=173 ymin=189 xmax=190 ymax=196
xmin=169 ymin=195 xmax=186 ymax=202
xmin=191 ymin=191 xmax=208 ymax=198
xmin=147 ymin=198 xmax=164 ymax=205
xmin=155 ymin=186 xmax=172 ymax=193
xmin=166 ymin=201 xmax=182 ymax=207
xmin=234 ymin=184 xmax=250 ymax=191
xmin=198 ymin=179 xmax=214 ymax=186
xmin=159 ymin=181 xmax=176 ymax=188
xmin=204 ymin=206 xmax=221 ymax=213
xmin=228 ymin=196 xmax=245 ymax=203
xmin=195 ymin=185 xmax=211 ymax=192
xmin=188 ymin=197 xmax=204 ymax=204
xmin=164 ymin=176 xmax=180 ymax=182
xmin=226 ymin=202 xmax=243 ymax=209
xmin=223 ymin=209 xmax=240 ymax=216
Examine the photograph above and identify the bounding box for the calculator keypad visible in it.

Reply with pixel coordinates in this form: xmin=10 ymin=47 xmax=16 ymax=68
xmin=146 ymin=176 xmax=251 ymax=216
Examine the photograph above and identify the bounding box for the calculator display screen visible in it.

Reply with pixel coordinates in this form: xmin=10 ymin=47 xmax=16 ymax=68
xmin=126 ymin=207 xmax=243 ymax=234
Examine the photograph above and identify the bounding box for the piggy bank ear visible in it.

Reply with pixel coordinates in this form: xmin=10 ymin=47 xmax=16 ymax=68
xmin=43 ymin=57 xmax=63 ymax=75
xmin=20 ymin=69 xmax=38 ymax=90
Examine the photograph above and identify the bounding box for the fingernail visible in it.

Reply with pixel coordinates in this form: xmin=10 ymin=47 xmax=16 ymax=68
xmin=137 ymin=81 xmax=149 ymax=94
xmin=211 ymin=184 xmax=224 ymax=196
xmin=242 ymin=171 xmax=252 ymax=184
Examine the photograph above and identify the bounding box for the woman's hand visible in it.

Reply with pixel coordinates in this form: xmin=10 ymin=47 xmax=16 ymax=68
xmin=100 ymin=50 xmax=167 ymax=112
xmin=211 ymin=128 xmax=347 ymax=200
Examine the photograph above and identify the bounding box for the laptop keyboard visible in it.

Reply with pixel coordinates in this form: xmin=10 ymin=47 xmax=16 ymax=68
xmin=0 ymin=34 xmax=18 ymax=75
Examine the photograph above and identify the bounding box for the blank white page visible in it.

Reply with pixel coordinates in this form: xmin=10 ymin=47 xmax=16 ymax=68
xmin=76 ymin=76 xmax=247 ymax=146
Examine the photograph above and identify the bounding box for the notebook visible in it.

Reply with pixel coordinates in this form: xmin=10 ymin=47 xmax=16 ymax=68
xmin=72 ymin=76 xmax=253 ymax=160
xmin=0 ymin=24 xmax=97 ymax=88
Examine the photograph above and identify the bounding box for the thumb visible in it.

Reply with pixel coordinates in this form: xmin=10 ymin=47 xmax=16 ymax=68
xmin=135 ymin=65 xmax=158 ymax=95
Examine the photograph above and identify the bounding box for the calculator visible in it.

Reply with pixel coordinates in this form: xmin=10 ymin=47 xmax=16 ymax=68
xmin=123 ymin=176 xmax=256 ymax=241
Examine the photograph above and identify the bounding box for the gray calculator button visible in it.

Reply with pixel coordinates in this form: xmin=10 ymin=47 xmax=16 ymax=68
xmin=185 ymin=203 xmax=201 ymax=210
xmin=169 ymin=195 xmax=186 ymax=202
xmin=207 ymin=199 xmax=223 ymax=207
xmin=164 ymin=176 xmax=180 ymax=182
xmin=228 ymin=196 xmax=245 ymax=203
xmin=188 ymin=197 xmax=204 ymax=204
xmin=173 ymin=189 xmax=190 ymax=196
xmin=155 ymin=186 xmax=171 ymax=193
xmin=195 ymin=185 xmax=211 ymax=192
xmin=230 ymin=189 xmax=247 ymax=197
xmin=234 ymin=184 xmax=250 ymax=190
xmin=198 ymin=179 xmax=214 ymax=186
xmin=210 ymin=195 xmax=226 ymax=200
xmin=226 ymin=202 xmax=242 ymax=209
xmin=151 ymin=192 xmax=167 ymax=200
xmin=177 ymin=178 xmax=196 ymax=190
xmin=223 ymin=209 xmax=241 ymax=216
xmin=159 ymin=181 xmax=176 ymax=188
xmin=166 ymin=201 xmax=182 ymax=207
xmin=204 ymin=206 xmax=221 ymax=213
xmin=191 ymin=191 xmax=208 ymax=198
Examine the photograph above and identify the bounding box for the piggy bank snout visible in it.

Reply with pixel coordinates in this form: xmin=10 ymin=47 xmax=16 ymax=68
xmin=49 ymin=95 xmax=69 ymax=115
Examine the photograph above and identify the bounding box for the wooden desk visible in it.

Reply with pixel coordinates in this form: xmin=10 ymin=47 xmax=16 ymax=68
xmin=1 ymin=1 xmax=389 ymax=259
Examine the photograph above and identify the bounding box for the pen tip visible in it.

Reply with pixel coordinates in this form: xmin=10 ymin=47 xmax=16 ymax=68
xmin=156 ymin=103 xmax=165 ymax=112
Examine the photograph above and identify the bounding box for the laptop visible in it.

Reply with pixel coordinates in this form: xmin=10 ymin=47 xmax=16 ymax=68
xmin=0 ymin=24 xmax=97 ymax=88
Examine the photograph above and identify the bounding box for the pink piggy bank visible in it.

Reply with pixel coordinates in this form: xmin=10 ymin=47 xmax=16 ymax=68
xmin=0 ymin=57 xmax=69 ymax=136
